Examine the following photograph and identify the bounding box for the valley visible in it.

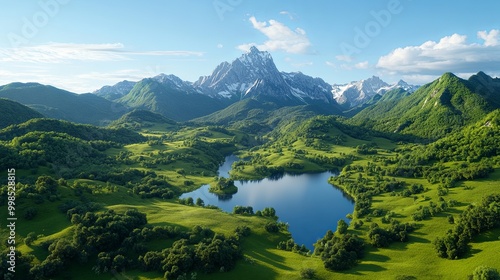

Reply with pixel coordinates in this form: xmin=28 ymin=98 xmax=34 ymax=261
xmin=0 ymin=48 xmax=499 ymax=280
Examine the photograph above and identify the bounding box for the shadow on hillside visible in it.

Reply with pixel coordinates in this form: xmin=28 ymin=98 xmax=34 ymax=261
xmin=409 ymin=233 xmax=431 ymax=244
xmin=250 ymin=249 xmax=293 ymax=271
xmin=463 ymin=248 xmax=483 ymax=259
xmin=473 ymin=229 xmax=500 ymax=244
xmin=345 ymin=262 xmax=388 ymax=275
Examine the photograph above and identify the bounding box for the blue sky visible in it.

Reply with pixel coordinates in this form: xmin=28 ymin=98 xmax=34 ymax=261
xmin=0 ymin=0 xmax=499 ymax=93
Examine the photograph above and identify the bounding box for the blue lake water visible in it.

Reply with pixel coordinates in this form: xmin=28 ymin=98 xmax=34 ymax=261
xmin=180 ymin=155 xmax=354 ymax=250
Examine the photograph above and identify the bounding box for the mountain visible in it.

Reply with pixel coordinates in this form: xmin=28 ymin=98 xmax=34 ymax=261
xmin=93 ymin=80 xmax=137 ymax=101
xmin=281 ymin=71 xmax=338 ymax=106
xmin=468 ymin=71 xmax=500 ymax=108
xmin=115 ymin=47 xmax=344 ymax=121
xmin=0 ymin=98 xmax=45 ymax=129
xmin=346 ymin=88 xmax=411 ymax=118
xmin=351 ymin=72 xmax=499 ymax=139
xmin=117 ymin=78 xmax=229 ymax=121
xmin=194 ymin=46 xmax=291 ymax=101
xmin=0 ymin=83 xmax=127 ymax=125
xmin=332 ymin=76 xmax=418 ymax=109
xmin=152 ymin=73 xmax=196 ymax=93
xmin=194 ymin=46 xmax=337 ymax=107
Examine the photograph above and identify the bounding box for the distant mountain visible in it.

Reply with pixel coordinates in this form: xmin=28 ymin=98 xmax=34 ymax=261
xmin=281 ymin=72 xmax=339 ymax=106
xmin=117 ymin=78 xmax=229 ymax=121
xmin=152 ymin=73 xmax=196 ymax=93
xmin=93 ymin=80 xmax=136 ymax=101
xmin=0 ymin=83 xmax=127 ymax=125
xmin=113 ymin=47 xmax=344 ymax=121
xmin=351 ymin=72 xmax=499 ymax=139
xmin=194 ymin=46 xmax=291 ymax=101
xmin=194 ymin=46 xmax=337 ymax=106
xmin=0 ymin=98 xmax=44 ymax=129
xmin=332 ymin=76 xmax=418 ymax=109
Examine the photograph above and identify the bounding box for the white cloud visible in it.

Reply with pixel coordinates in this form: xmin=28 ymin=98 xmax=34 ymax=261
xmin=478 ymin=29 xmax=499 ymax=46
xmin=335 ymin=55 xmax=352 ymax=62
xmin=279 ymin=11 xmax=297 ymax=20
xmin=238 ymin=16 xmax=311 ymax=54
xmin=376 ymin=29 xmax=500 ymax=76
xmin=0 ymin=42 xmax=203 ymax=63
xmin=325 ymin=61 xmax=336 ymax=67
xmin=354 ymin=61 xmax=369 ymax=69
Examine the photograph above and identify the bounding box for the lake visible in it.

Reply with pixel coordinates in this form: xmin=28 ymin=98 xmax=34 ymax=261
xmin=180 ymin=155 xmax=354 ymax=250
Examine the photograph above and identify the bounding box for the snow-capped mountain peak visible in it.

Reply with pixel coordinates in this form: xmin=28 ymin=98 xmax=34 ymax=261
xmin=193 ymin=46 xmax=290 ymax=100
xmin=152 ymin=73 xmax=194 ymax=92
xmin=332 ymin=76 xmax=418 ymax=108
xmin=93 ymin=80 xmax=137 ymax=100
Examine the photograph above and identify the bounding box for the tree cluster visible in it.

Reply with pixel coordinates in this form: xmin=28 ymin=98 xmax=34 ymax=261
xmin=139 ymin=226 xmax=244 ymax=279
xmin=434 ymin=194 xmax=500 ymax=259
xmin=368 ymin=221 xmax=415 ymax=248
xmin=277 ymin=239 xmax=310 ymax=255
xmin=314 ymin=231 xmax=364 ymax=271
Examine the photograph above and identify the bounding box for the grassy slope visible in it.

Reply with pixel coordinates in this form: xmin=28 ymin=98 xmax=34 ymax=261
xmin=333 ymin=153 xmax=500 ymax=280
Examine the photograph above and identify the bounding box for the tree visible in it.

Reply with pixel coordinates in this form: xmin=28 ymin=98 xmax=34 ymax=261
xmin=195 ymin=198 xmax=205 ymax=207
xmin=262 ymin=207 xmax=276 ymax=218
xmin=448 ymin=215 xmax=455 ymax=224
xmin=112 ymin=255 xmax=127 ymax=272
xmin=35 ymin=175 xmax=58 ymax=195
xmin=24 ymin=207 xmax=38 ymax=220
xmin=300 ymin=268 xmax=316 ymax=279
xmin=265 ymin=222 xmax=279 ymax=233
xmin=337 ymin=219 xmax=348 ymax=235
xmin=471 ymin=266 xmax=500 ymax=280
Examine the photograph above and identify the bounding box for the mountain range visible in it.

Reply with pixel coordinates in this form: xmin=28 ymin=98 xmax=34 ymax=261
xmin=1 ymin=47 xmax=499 ymax=141
xmin=92 ymin=46 xmax=416 ymax=118
xmin=332 ymin=76 xmax=419 ymax=109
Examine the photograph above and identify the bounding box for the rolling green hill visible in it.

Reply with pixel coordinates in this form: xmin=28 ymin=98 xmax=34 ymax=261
xmin=343 ymin=88 xmax=411 ymax=117
xmin=0 ymin=118 xmax=145 ymax=144
xmin=0 ymin=98 xmax=44 ymax=128
xmin=351 ymin=72 xmax=498 ymax=139
xmin=0 ymin=83 xmax=127 ymax=125
xmin=118 ymin=79 xmax=230 ymax=121
xmin=422 ymin=109 xmax=500 ymax=162
xmin=193 ymin=98 xmax=341 ymax=135
xmin=110 ymin=109 xmax=177 ymax=130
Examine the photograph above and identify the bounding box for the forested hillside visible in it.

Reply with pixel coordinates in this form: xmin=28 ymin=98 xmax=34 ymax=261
xmin=0 ymin=98 xmax=44 ymax=129
xmin=351 ymin=73 xmax=498 ymax=139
